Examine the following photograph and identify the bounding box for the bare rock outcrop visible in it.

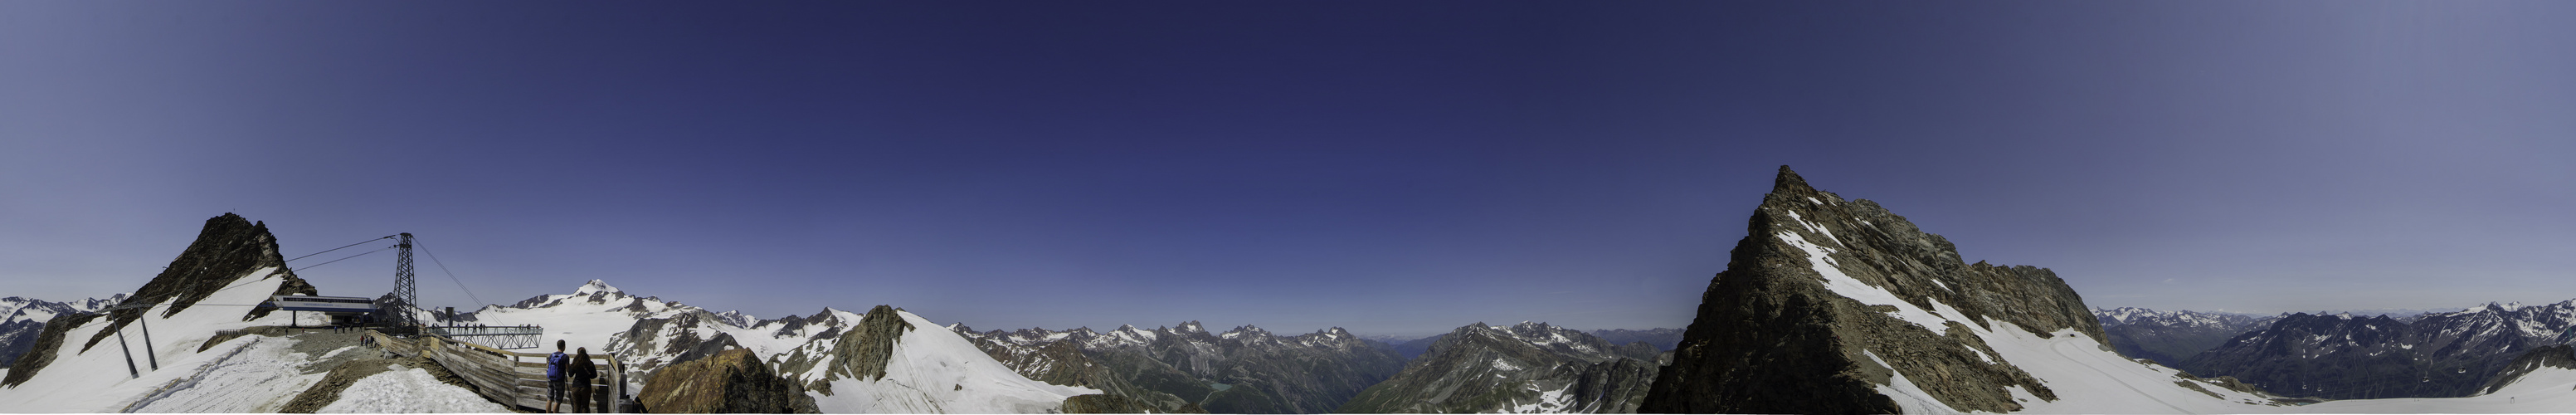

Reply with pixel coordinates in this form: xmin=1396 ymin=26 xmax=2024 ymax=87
xmin=637 ymin=349 xmax=820 ymax=413
xmin=84 ymin=213 xmax=313 ymax=352
xmin=1639 ymin=166 xmax=2103 ymax=413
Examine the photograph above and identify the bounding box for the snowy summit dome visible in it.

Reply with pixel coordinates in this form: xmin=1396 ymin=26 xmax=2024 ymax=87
xmin=573 ymin=279 xmax=622 ymax=295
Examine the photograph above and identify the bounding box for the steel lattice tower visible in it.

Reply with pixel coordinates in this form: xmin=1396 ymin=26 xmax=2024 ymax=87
xmin=394 ymin=232 xmax=417 ymax=328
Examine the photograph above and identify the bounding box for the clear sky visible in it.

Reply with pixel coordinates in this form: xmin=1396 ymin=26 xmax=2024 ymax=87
xmin=3 ymin=2 xmax=2571 ymax=337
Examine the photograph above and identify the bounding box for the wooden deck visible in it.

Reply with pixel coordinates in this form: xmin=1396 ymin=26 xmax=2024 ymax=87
xmin=368 ymin=330 xmax=628 ymax=413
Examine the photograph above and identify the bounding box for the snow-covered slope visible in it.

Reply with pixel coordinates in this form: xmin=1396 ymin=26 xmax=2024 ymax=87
xmin=2243 ymin=350 xmax=2576 ymax=413
xmin=0 ymin=267 xmax=324 ymax=413
xmin=316 ymin=364 xmax=510 ymax=413
xmin=0 ymin=294 xmax=129 ymax=366
xmin=1910 ymin=320 xmax=2277 ymax=414
xmin=782 ymin=307 xmax=1100 ymax=413
xmin=1644 ymin=167 xmax=2286 ymax=413
xmin=469 ymin=280 xmax=704 ymax=355
xmin=462 ymin=281 xmax=1095 ymax=413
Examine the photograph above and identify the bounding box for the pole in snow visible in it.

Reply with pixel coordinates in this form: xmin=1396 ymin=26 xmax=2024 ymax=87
xmin=139 ymin=314 xmax=157 ymax=370
xmin=114 ymin=324 xmax=138 ymax=378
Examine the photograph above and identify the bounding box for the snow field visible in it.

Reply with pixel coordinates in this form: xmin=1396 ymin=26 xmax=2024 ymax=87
xmin=1501 ymin=383 xmax=1575 ymax=413
xmin=1776 ymin=213 xmax=2284 ymax=413
xmin=317 ymin=364 xmax=510 ymax=413
xmin=0 ymin=267 xmax=325 ymax=413
xmin=2260 ymin=364 xmax=2576 ymax=413
xmin=806 ymin=310 xmax=1100 ymax=413
xmin=1782 ymin=208 xmax=2576 ymax=414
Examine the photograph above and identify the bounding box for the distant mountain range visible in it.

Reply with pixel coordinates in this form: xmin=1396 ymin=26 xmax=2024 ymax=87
xmin=1341 ymin=321 xmax=1664 ymax=413
xmin=0 ymin=295 xmax=127 ymax=368
xmin=2094 ymin=307 xmax=2281 ymax=368
xmin=1375 ymin=328 xmax=1682 ymax=360
xmin=2179 ymin=301 xmax=2576 ymax=399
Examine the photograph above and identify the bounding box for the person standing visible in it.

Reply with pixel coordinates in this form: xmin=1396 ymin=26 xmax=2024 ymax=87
xmin=546 ymin=340 xmax=568 ymax=413
xmin=570 ymin=348 xmax=600 ymax=413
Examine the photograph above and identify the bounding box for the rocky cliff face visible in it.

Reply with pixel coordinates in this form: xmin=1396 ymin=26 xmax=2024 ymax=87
xmin=636 ymin=349 xmax=820 ymax=413
xmin=2180 ymin=301 xmax=2576 ymax=399
xmin=6 ymin=213 xmax=314 ymax=388
xmin=2095 ymin=307 xmax=2278 ymax=368
xmin=1639 ymin=166 xmax=2112 ymax=413
xmin=1337 ymin=321 xmax=1658 ymax=413
xmin=609 ymin=310 xmax=747 ymax=378
xmin=2477 ymin=344 xmax=2576 ymax=396
xmin=84 ymin=213 xmax=314 ymax=351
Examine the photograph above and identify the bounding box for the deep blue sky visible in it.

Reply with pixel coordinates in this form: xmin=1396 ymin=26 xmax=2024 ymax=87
xmin=4 ymin=2 xmax=2571 ymax=336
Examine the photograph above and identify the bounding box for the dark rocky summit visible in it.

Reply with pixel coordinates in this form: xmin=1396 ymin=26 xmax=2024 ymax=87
xmin=832 ymin=305 xmax=913 ymax=382
xmin=1639 ymin=166 xmax=2103 ymax=413
xmin=7 ymin=213 xmax=312 ymax=388
xmin=637 ymin=349 xmax=821 ymax=413
xmin=1337 ymin=322 xmax=1658 ymax=413
xmin=85 ymin=213 xmax=314 ymax=352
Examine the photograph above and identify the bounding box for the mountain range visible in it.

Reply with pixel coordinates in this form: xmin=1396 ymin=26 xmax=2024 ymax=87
xmin=2094 ymin=307 xmax=2281 ymax=368
xmin=0 ymin=295 xmax=127 ymax=368
xmin=2179 ymin=301 xmax=2576 ymax=399
xmin=12 ymin=169 xmax=2576 ymax=413
xmin=1339 ymin=321 xmax=1663 ymax=413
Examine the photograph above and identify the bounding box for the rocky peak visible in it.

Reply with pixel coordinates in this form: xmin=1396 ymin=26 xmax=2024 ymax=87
xmin=82 ymin=213 xmax=312 ymax=352
xmin=1220 ymin=325 xmax=1270 ymax=339
xmin=1643 ymin=166 xmax=2106 ymax=413
xmin=823 ymin=305 xmax=913 ymax=382
xmin=711 ymin=310 xmax=756 ymax=328
xmin=574 ymin=279 xmax=623 ymax=296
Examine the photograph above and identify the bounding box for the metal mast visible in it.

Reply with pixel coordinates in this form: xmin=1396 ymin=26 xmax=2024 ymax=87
xmin=395 ymin=232 xmax=417 ymax=328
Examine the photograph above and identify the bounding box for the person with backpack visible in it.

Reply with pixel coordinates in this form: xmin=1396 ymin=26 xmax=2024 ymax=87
xmin=547 ymin=340 xmax=568 ymax=413
xmin=570 ymin=347 xmax=600 ymax=413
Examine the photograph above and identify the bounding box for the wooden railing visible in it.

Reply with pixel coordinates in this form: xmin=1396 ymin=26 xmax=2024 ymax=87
xmin=368 ymin=330 xmax=627 ymax=413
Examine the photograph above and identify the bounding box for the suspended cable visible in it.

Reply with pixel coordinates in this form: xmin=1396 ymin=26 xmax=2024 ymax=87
xmin=286 ymin=235 xmax=397 ymax=263
xmin=297 ymin=246 xmax=392 ymax=272
xmin=413 ymin=239 xmax=485 ymax=307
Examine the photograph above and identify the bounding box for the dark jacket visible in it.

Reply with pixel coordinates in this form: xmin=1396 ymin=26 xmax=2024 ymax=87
xmin=569 ymin=354 xmax=599 ymax=384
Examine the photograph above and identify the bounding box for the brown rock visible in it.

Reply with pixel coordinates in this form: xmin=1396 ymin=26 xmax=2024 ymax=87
xmin=638 ymin=349 xmax=820 ymax=413
xmin=1640 ymin=166 xmax=2101 ymax=413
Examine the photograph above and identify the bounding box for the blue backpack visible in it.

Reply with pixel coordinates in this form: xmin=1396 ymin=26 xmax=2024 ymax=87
xmin=548 ymin=351 xmax=567 ymax=379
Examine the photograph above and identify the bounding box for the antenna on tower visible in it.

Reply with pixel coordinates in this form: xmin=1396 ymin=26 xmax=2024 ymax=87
xmin=394 ymin=232 xmax=417 ymax=328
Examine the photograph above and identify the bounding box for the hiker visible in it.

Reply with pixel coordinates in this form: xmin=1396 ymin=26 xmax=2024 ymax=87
xmin=547 ymin=340 xmax=568 ymax=413
xmin=570 ymin=348 xmax=600 ymax=413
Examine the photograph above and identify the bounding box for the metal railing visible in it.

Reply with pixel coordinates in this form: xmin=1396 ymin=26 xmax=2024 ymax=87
xmin=369 ymin=330 xmax=627 ymax=413
xmin=425 ymin=325 xmax=546 ymax=349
